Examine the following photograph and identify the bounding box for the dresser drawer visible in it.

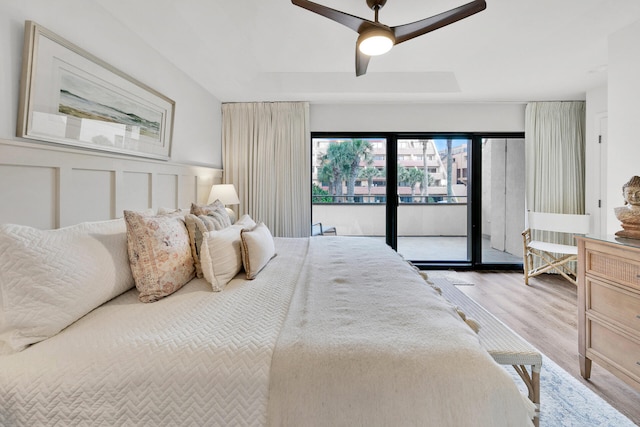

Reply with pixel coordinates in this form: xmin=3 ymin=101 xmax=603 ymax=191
xmin=587 ymin=278 xmax=640 ymax=333
xmin=588 ymin=321 xmax=640 ymax=383
xmin=586 ymin=248 xmax=640 ymax=291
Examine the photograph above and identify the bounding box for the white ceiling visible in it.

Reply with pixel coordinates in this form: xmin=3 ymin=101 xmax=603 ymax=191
xmin=97 ymin=0 xmax=640 ymax=104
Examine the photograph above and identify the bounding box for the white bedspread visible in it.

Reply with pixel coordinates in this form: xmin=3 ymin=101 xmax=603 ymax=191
xmin=268 ymin=237 xmax=535 ymax=426
xmin=0 ymin=236 xmax=534 ymax=426
xmin=0 ymin=238 xmax=307 ymax=426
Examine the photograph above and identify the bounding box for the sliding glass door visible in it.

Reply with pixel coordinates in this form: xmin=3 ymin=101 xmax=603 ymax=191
xmin=396 ymin=137 xmax=470 ymax=262
xmin=480 ymin=137 xmax=525 ymax=264
xmin=311 ymin=132 xmax=525 ymax=269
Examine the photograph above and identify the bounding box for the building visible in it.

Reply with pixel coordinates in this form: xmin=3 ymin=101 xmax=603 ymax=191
xmin=312 ymin=138 xmax=459 ymax=203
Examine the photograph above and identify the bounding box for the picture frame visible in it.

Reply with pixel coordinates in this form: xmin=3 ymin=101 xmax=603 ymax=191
xmin=17 ymin=21 xmax=174 ymax=160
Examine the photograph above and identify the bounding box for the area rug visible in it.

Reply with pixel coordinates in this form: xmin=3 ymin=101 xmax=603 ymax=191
xmin=422 ymin=271 xmax=636 ymax=425
xmin=504 ymin=354 xmax=636 ymax=426
xmin=424 ymin=270 xmax=474 ymax=285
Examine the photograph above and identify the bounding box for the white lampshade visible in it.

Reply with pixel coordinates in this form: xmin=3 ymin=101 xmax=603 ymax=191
xmin=208 ymin=184 xmax=240 ymax=224
xmin=207 ymin=184 xmax=240 ymax=205
xmin=358 ymin=27 xmax=395 ymax=56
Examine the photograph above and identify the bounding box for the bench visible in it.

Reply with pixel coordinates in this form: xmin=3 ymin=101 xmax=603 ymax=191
xmin=428 ymin=277 xmax=542 ymax=427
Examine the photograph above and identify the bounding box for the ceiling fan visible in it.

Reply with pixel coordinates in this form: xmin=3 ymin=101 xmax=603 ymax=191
xmin=291 ymin=0 xmax=486 ymax=76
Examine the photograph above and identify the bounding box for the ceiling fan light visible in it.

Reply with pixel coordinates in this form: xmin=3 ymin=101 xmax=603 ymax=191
xmin=358 ymin=29 xmax=395 ymax=56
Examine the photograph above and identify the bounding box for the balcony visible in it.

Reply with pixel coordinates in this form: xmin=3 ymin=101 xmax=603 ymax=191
xmin=312 ymin=201 xmax=523 ymax=264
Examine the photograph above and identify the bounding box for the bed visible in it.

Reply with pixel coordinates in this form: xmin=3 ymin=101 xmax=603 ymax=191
xmin=0 ymin=208 xmax=535 ymax=426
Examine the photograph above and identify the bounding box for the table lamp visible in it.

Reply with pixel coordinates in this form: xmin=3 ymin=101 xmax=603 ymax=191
xmin=207 ymin=184 xmax=240 ymax=223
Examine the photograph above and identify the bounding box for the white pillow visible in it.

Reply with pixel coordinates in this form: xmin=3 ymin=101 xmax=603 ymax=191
xmin=0 ymin=219 xmax=134 ymax=354
xmin=240 ymin=222 xmax=277 ymax=280
xmin=199 ymin=215 xmax=257 ymax=291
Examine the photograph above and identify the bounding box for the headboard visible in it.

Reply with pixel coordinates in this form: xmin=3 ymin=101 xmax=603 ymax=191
xmin=0 ymin=138 xmax=222 ymax=229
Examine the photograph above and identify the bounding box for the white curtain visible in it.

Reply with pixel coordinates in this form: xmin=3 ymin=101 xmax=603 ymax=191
xmin=525 ymin=101 xmax=586 ymax=247
xmin=222 ymin=102 xmax=311 ymax=237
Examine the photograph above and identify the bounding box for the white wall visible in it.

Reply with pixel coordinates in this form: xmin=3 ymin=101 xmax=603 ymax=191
xmin=310 ymin=103 xmax=525 ymax=132
xmin=607 ymin=19 xmax=640 ymax=234
xmin=0 ymin=138 xmax=221 ymax=228
xmin=585 ymin=85 xmax=608 ymax=236
xmin=0 ymin=0 xmax=222 ymax=167
xmin=0 ymin=1 xmax=224 ymax=228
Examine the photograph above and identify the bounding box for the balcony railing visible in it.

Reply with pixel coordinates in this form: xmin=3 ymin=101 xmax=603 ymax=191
xmin=312 ymin=200 xmax=468 ymax=237
xmin=312 ymin=195 xmax=467 ymax=204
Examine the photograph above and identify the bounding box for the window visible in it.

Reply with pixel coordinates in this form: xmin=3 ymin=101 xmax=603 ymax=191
xmin=311 ymin=132 xmax=525 ymax=269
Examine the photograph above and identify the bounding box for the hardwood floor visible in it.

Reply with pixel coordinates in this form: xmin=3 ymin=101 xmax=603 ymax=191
xmin=452 ymin=270 xmax=640 ymax=426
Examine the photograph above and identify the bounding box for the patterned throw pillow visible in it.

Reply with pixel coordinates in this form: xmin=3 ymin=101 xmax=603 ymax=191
xmin=240 ymin=222 xmax=277 ymax=280
xmin=190 ymin=200 xmax=232 ymax=229
xmin=124 ymin=210 xmax=195 ymax=303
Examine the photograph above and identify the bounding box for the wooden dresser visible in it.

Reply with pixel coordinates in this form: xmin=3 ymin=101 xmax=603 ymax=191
xmin=576 ymin=235 xmax=640 ymax=390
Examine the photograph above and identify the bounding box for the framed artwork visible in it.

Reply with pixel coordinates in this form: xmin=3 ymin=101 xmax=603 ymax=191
xmin=17 ymin=21 xmax=174 ymax=160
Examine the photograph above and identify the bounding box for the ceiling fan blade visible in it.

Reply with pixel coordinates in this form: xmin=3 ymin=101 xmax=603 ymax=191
xmin=392 ymin=0 xmax=486 ymax=44
xmin=291 ymin=0 xmax=371 ymax=33
xmin=355 ymin=48 xmax=371 ymax=76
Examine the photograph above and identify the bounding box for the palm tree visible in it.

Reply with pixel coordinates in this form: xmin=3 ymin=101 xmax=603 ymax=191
xmin=317 ymin=162 xmax=335 ymax=197
xmin=345 ymin=139 xmax=374 ymax=203
xmin=446 ymin=139 xmax=454 ymax=202
xmin=324 ymin=142 xmax=352 ymax=202
xmin=397 ymin=164 xmax=408 ymax=186
xmin=358 ymin=167 xmax=380 ymax=202
xmin=421 ymin=140 xmax=429 ymax=202
xmin=405 ymin=167 xmax=424 ymax=201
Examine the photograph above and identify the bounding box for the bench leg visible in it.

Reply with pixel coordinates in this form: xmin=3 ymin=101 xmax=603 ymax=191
xmin=532 ymin=369 xmax=540 ymax=427
xmin=513 ymin=365 xmax=540 ymax=427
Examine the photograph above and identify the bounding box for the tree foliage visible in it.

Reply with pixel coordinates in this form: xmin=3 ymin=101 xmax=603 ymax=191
xmin=321 ymin=139 xmax=374 ymax=203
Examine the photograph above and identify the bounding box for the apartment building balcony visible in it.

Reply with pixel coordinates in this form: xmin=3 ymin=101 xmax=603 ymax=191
xmin=312 ymin=202 xmax=523 ymax=264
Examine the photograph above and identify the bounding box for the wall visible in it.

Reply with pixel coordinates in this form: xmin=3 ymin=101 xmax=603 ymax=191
xmin=487 ymin=139 xmax=525 ymax=256
xmin=0 ymin=138 xmax=221 ymax=228
xmin=0 ymin=1 xmax=223 ymax=228
xmin=607 ymin=19 xmax=640 ymax=234
xmin=0 ymin=0 xmax=222 ymax=166
xmin=310 ymin=103 xmax=526 ymax=132
xmin=585 ymin=85 xmax=608 ymax=236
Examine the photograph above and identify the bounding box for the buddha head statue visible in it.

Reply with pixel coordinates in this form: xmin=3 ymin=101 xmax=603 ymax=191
xmin=622 ymin=175 xmax=640 ymax=206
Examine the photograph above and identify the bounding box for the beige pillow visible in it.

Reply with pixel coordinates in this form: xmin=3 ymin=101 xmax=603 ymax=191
xmin=199 ymin=215 xmax=256 ymax=291
xmin=190 ymin=200 xmax=232 ymax=228
xmin=124 ymin=210 xmax=195 ymax=303
xmin=240 ymin=222 xmax=276 ymax=280
xmin=200 ymin=225 xmax=245 ymax=291
xmin=184 ymin=214 xmax=228 ymax=278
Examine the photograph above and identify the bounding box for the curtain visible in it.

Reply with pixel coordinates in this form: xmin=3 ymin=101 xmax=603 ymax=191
xmin=222 ymin=102 xmax=311 ymax=237
xmin=525 ymin=101 xmax=586 ymax=248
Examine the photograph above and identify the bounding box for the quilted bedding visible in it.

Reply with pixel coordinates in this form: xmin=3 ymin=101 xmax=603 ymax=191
xmin=0 ymin=238 xmax=306 ymax=426
xmin=0 ymin=236 xmax=534 ymax=426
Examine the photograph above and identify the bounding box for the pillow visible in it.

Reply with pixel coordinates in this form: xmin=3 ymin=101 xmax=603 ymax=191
xmin=0 ymin=219 xmax=134 ymax=354
xmin=184 ymin=214 xmax=224 ymax=278
xmin=124 ymin=210 xmax=194 ymax=303
xmin=157 ymin=207 xmax=187 ymax=215
xmin=240 ymin=222 xmax=277 ymax=280
xmin=236 ymin=214 xmax=257 ymax=229
xmin=191 ymin=200 xmax=232 ymax=229
xmin=199 ymin=215 xmax=258 ymax=291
